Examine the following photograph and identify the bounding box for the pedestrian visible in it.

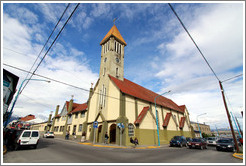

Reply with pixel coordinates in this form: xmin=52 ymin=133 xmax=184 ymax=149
xmin=65 ymin=130 xmax=69 ymax=140
xmin=104 ymin=132 xmax=109 ymax=144
xmin=134 ymin=137 xmax=139 ymax=146
xmin=81 ymin=131 xmax=86 ymax=142
xmin=72 ymin=131 xmax=76 ymax=139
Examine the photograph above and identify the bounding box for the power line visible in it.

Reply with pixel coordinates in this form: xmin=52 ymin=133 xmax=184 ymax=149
xmin=21 ymin=3 xmax=71 ymax=92
xmin=221 ymin=74 xmax=243 ymax=83
xmin=168 ymin=3 xmax=220 ymax=81
xmin=20 ymin=3 xmax=80 ymax=94
xmin=3 ymin=63 xmax=175 ymax=108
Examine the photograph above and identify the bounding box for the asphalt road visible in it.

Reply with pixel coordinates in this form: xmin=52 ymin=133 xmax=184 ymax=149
xmin=3 ymin=137 xmax=243 ymax=163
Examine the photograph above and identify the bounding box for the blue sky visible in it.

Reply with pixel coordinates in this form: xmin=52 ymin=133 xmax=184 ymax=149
xmin=2 ymin=2 xmax=244 ymax=129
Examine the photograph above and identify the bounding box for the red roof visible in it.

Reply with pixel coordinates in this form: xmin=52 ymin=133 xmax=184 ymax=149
xmin=67 ymin=102 xmax=87 ymax=115
xmin=20 ymin=114 xmax=35 ymax=122
xmin=179 ymin=117 xmax=186 ymax=129
xmin=109 ymin=75 xmax=183 ymax=113
xmin=134 ymin=106 xmax=150 ymax=125
xmin=55 ymin=114 xmax=61 ymax=118
xmin=163 ymin=113 xmax=172 ymax=127
xmin=178 ymin=105 xmax=186 ymax=113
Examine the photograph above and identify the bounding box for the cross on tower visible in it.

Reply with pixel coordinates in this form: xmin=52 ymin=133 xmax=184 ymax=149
xmin=113 ymin=18 xmax=117 ymax=25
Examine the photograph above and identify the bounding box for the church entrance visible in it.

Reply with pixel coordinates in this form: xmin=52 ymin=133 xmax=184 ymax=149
xmin=97 ymin=125 xmax=102 ymax=143
xmin=109 ymin=124 xmax=116 ymax=144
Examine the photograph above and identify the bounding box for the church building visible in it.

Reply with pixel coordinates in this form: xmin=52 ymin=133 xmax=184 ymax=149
xmin=81 ymin=24 xmax=194 ymax=146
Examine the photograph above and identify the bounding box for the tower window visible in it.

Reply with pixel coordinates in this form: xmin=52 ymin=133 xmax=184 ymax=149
xmin=115 ymin=41 xmax=116 ymax=51
xmin=116 ymin=68 xmax=119 ymax=77
xmin=104 ymin=57 xmax=107 ymax=62
xmin=103 ymin=67 xmax=106 ymax=76
xmin=103 ymin=87 xmax=106 ymax=107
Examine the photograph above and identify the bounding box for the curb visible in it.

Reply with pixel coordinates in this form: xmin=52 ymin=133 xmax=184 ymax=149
xmin=232 ymin=153 xmax=243 ymax=160
xmin=78 ymin=142 xmax=161 ymax=149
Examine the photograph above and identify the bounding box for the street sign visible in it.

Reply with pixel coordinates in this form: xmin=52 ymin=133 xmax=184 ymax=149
xmin=121 ymin=123 xmax=124 ymax=129
xmin=93 ymin=121 xmax=98 ymax=128
xmin=117 ymin=123 xmax=124 ymax=129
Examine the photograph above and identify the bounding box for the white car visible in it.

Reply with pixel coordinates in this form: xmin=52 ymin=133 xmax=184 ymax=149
xmin=207 ymin=137 xmax=218 ymax=146
xmin=15 ymin=130 xmax=40 ymax=150
xmin=43 ymin=131 xmax=55 ymax=138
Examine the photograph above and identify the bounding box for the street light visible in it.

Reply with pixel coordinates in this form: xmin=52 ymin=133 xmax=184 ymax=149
xmin=154 ymin=90 xmax=171 ymax=146
xmin=197 ymin=113 xmax=206 ymax=138
xmin=4 ymin=78 xmax=50 ymax=128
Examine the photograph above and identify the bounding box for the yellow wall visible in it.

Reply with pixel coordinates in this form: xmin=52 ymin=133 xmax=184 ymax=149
xmin=107 ymin=80 xmax=120 ymax=120
xmin=88 ymin=85 xmax=99 ymax=123
xmin=125 ymin=95 xmax=136 ymax=123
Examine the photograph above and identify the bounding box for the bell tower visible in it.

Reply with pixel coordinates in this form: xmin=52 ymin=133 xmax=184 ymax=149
xmin=99 ymin=24 xmax=127 ymax=81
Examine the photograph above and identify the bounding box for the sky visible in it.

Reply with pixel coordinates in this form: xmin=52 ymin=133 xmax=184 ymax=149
xmin=1 ymin=1 xmax=244 ymax=130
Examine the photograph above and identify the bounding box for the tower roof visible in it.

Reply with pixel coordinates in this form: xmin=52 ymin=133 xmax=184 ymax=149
xmin=100 ymin=25 xmax=127 ymax=46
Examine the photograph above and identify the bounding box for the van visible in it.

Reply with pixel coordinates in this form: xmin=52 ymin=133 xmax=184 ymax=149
xmin=15 ymin=130 xmax=40 ymax=150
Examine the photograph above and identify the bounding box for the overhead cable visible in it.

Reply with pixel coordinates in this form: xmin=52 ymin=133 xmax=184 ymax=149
xmin=20 ymin=3 xmax=80 ymax=94
xmin=168 ymin=3 xmax=220 ymax=81
xmin=21 ymin=3 xmax=71 ymax=93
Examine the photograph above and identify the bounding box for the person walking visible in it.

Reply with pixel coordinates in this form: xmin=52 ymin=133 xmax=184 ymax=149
xmin=72 ymin=131 xmax=76 ymax=140
xmin=65 ymin=130 xmax=69 ymax=140
xmin=104 ymin=132 xmax=109 ymax=144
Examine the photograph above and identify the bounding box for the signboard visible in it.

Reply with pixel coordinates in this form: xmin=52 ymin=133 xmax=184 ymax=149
xmin=117 ymin=123 xmax=124 ymax=129
xmin=3 ymin=80 xmax=10 ymax=87
xmin=93 ymin=121 xmax=98 ymax=128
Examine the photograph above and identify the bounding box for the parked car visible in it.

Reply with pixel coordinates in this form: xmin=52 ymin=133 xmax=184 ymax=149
xmin=43 ymin=131 xmax=55 ymax=138
xmin=216 ymin=138 xmax=237 ymax=152
xmin=3 ymin=128 xmax=23 ymax=150
xmin=187 ymin=138 xmax=207 ymax=150
xmin=238 ymin=138 xmax=243 ymax=145
xmin=186 ymin=137 xmax=192 ymax=146
xmin=207 ymin=137 xmax=218 ymax=146
xmin=170 ymin=136 xmax=187 ymax=147
xmin=15 ymin=130 xmax=40 ymax=150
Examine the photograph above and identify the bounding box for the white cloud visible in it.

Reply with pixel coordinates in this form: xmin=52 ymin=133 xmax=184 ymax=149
xmin=3 ymin=8 xmax=98 ymax=120
xmin=152 ymin=3 xmax=244 ymax=127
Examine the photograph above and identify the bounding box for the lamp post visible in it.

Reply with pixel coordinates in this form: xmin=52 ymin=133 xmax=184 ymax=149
xmin=230 ymin=112 xmax=242 ymax=139
xmin=197 ymin=113 xmax=206 ymax=138
xmin=4 ymin=78 xmax=50 ymax=128
xmin=154 ymin=90 xmax=171 ymax=146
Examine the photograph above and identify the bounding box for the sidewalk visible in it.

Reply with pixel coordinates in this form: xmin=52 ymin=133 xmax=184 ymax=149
xmin=53 ymin=135 xmax=166 ymax=149
xmin=232 ymin=146 xmax=243 ymax=160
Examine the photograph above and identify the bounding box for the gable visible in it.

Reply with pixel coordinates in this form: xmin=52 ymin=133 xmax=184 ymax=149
xmin=163 ymin=113 xmax=172 ymax=127
xmin=179 ymin=117 xmax=186 ymax=129
xmin=134 ymin=106 xmax=149 ymax=125
xmin=60 ymin=103 xmax=68 ymax=116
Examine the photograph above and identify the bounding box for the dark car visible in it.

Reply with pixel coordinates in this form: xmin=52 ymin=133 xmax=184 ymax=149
xmin=187 ymin=138 xmax=207 ymax=150
xmin=170 ymin=136 xmax=187 ymax=147
xmin=3 ymin=128 xmax=23 ymax=150
xmin=216 ymin=138 xmax=236 ymax=152
xmin=186 ymin=137 xmax=192 ymax=146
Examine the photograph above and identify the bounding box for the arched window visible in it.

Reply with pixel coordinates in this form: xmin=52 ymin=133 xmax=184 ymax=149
xmin=128 ymin=123 xmax=134 ymax=137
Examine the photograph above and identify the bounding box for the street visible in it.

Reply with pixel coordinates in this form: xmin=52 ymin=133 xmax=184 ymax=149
xmin=3 ymin=137 xmax=243 ymax=163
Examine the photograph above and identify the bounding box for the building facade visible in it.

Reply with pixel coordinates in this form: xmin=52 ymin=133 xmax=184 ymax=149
xmin=50 ymin=100 xmax=88 ymax=140
xmin=81 ymin=25 xmax=193 ymax=146
xmin=190 ymin=122 xmax=212 ymax=137
xmin=3 ymin=69 xmax=19 ymax=120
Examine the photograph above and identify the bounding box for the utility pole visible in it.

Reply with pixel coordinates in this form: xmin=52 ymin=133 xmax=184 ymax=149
xmin=219 ymin=81 xmax=239 ymax=152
